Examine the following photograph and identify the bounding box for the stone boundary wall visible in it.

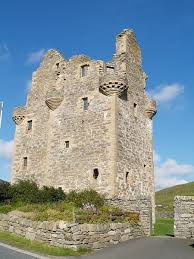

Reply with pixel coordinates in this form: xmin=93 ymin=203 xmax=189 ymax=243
xmin=0 ymin=212 xmax=144 ymax=250
xmin=174 ymin=196 xmax=194 ymax=239
xmin=108 ymin=197 xmax=152 ymax=235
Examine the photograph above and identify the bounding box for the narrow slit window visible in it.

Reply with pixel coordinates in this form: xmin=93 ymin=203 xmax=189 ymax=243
xmin=93 ymin=168 xmax=99 ymax=179
xmin=27 ymin=120 xmax=32 ymax=130
xmin=134 ymin=103 xmax=137 ymax=118
xmin=82 ymin=97 xmax=89 ymax=111
xmin=23 ymin=157 xmax=27 ymax=168
xmin=81 ymin=65 xmax=89 ymax=77
xmin=65 ymin=141 xmax=69 ymax=148
xmin=126 ymin=172 xmax=129 ymax=183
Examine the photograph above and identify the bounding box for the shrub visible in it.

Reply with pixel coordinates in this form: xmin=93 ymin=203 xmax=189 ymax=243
xmin=10 ymin=180 xmax=39 ymax=203
xmin=39 ymin=186 xmax=66 ymax=203
xmin=0 ymin=181 xmax=12 ymax=202
xmin=9 ymin=181 xmax=66 ymax=204
xmin=66 ymin=190 xmax=77 ymax=204
xmin=67 ymin=189 xmax=104 ymax=209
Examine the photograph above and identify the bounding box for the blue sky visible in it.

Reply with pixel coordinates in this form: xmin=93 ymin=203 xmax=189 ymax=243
xmin=0 ymin=0 xmax=194 ymax=189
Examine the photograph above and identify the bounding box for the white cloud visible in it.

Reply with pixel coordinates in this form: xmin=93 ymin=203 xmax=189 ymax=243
xmin=0 ymin=139 xmax=13 ymax=160
xmin=26 ymin=49 xmax=46 ymax=64
xmin=156 ymin=159 xmax=194 ymax=177
xmin=153 ymin=150 xmax=160 ymax=163
xmin=156 ymin=177 xmax=188 ymax=190
xmin=149 ymin=83 xmax=184 ymax=104
xmin=0 ymin=43 xmax=10 ymax=61
xmin=154 ymin=152 xmax=194 ymax=190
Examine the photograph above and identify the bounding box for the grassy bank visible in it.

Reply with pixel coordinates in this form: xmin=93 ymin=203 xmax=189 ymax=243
xmin=154 ymin=218 xmax=174 ymax=236
xmin=156 ymin=182 xmax=194 ymax=216
xmin=0 ymin=180 xmax=139 ymax=224
xmin=0 ymin=201 xmax=139 ymax=224
xmin=0 ymin=231 xmax=90 ymax=256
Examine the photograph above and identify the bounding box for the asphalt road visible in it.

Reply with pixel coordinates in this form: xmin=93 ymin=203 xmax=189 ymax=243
xmin=0 ymin=237 xmax=194 ymax=259
xmin=70 ymin=237 xmax=194 ymax=259
xmin=0 ymin=243 xmax=41 ymax=259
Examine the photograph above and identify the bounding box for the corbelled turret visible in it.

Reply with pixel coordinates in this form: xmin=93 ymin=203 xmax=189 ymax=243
xmin=12 ymin=107 xmax=26 ymax=125
xmin=99 ymin=74 xmax=127 ymax=96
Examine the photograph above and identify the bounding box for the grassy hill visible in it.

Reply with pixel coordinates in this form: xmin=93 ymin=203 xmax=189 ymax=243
xmin=155 ymin=182 xmax=194 ymax=217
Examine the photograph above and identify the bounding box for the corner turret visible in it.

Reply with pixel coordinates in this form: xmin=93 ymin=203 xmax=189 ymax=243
xmin=114 ymin=29 xmax=142 ymax=74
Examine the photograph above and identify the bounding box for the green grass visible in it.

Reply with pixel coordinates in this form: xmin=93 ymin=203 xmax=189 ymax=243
xmin=0 ymin=201 xmax=26 ymax=214
xmin=156 ymin=181 xmax=194 ymax=215
xmin=0 ymin=231 xmax=90 ymax=256
xmin=154 ymin=218 xmax=174 ymax=236
xmin=0 ymin=202 xmax=139 ymax=224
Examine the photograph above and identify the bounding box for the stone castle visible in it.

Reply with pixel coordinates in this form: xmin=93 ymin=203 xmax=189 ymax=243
xmin=11 ymin=29 xmax=156 ymax=213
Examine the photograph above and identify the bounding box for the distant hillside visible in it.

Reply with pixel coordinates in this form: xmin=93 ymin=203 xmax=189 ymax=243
xmin=155 ymin=182 xmax=194 ymax=217
xmin=0 ymin=179 xmax=9 ymax=184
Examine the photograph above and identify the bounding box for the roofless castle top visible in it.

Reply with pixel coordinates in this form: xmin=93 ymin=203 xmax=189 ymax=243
xmin=11 ymin=29 xmax=157 ymax=212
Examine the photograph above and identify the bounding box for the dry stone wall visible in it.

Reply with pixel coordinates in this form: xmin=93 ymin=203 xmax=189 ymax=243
xmin=108 ymin=197 xmax=152 ymax=235
xmin=174 ymin=196 xmax=194 ymax=239
xmin=0 ymin=212 xmax=144 ymax=250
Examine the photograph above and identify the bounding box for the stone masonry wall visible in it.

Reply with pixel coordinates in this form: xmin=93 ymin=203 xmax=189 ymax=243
xmin=0 ymin=212 xmax=144 ymax=250
xmin=108 ymin=197 xmax=152 ymax=236
xmin=12 ymin=54 xmax=114 ymax=197
xmin=114 ymin=30 xmax=155 ymax=204
xmin=11 ymin=29 xmax=156 ymax=224
xmin=174 ymin=196 xmax=194 ymax=239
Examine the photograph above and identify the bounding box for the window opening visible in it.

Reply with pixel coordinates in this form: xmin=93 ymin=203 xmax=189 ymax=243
xmin=126 ymin=172 xmax=129 ymax=182
xmin=106 ymin=65 xmax=114 ymax=74
xmin=93 ymin=168 xmax=99 ymax=179
xmin=134 ymin=103 xmax=137 ymax=118
xmin=27 ymin=120 xmax=32 ymax=130
xmin=23 ymin=157 xmax=27 ymax=167
xmin=65 ymin=141 xmax=69 ymax=148
xmin=81 ymin=65 xmax=89 ymax=77
xmin=82 ymin=97 xmax=89 ymax=111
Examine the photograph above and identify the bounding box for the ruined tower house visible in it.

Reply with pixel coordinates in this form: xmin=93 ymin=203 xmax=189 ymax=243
xmin=11 ymin=29 xmax=157 ymax=217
